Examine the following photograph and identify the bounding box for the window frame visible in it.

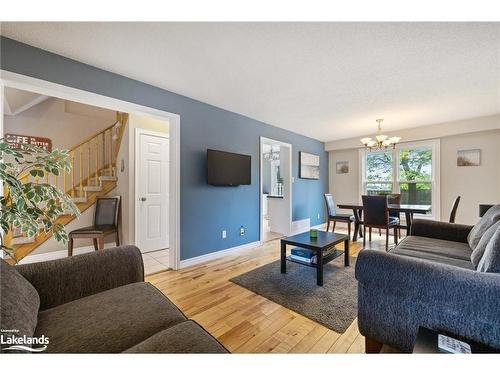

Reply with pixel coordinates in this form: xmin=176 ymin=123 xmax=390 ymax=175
xmin=360 ymin=139 xmax=440 ymax=220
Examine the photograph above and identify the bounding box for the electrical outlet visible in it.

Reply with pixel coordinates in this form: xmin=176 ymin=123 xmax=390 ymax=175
xmin=221 ymin=230 xmax=227 ymax=239
xmin=240 ymin=226 xmax=245 ymax=236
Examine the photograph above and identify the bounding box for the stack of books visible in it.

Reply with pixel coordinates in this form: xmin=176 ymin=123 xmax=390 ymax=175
xmin=290 ymin=248 xmax=317 ymax=264
xmin=290 ymin=247 xmax=339 ymax=265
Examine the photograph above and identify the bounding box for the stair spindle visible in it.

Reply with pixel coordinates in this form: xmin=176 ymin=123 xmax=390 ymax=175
xmin=87 ymin=142 xmax=91 ymax=188
xmin=79 ymin=146 xmax=83 ymax=196
xmin=94 ymin=137 xmax=99 ymax=184
xmin=63 ymin=168 xmax=67 ymax=194
xmin=109 ymin=129 xmax=113 ymax=176
xmin=102 ymin=132 xmax=105 ymax=172
xmin=70 ymin=151 xmax=75 ymax=197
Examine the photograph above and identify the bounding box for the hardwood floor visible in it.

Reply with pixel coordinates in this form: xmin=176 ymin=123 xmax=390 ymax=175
xmin=146 ymin=225 xmax=397 ymax=353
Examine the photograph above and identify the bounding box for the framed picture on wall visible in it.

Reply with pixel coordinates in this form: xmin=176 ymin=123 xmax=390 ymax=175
xmin=336 ymin=161 xmax=349 ymax=174
xmin=299 ymin=151 xmax=320 ymax=179
xmin=457 ymin=149 xmax=481 ymax=167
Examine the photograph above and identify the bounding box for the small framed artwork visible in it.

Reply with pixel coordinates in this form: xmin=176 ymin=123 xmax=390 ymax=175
xmin=299 ymin=152 xmax=320 ymax=179
xmin=457 ymin=149 xmax=481 ymax=167
xmin=336 ymin=161 xmax=349 ymax=174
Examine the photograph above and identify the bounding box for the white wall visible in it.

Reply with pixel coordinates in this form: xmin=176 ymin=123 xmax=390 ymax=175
xmin=328 ymin=123 xmax=500 ymax=225
xmin=4 ymin=97 xmax=115 ymax=150
xmin=440 ymin=129 xmax=500 ymax=224
xmin=329 ymin=149 xmax=360 ymax=215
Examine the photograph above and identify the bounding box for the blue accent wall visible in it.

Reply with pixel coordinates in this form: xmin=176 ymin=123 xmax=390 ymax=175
xmin=1 ymin=37 xmax=329 ymax=260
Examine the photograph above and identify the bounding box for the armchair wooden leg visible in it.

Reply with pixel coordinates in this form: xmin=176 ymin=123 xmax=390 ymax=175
xmin=369 ymin=227 xmax=372 ymax=242
xmin=363 ymin=225 xmax=367 ymax=248
xmin=68 ymin=237 xmax=74 ymax=257
xmin=327 ymin=219 xmax=330 ymax=232
xmin=98 ymin=235 xmax=104 ymax=250
xmin=347 ymin=221 xmax=351 ymax=240
xmin=115 ymin=230 xmax=120 ymax=246
xmin=93 ymin=238 xmax=98 ymax=251
xmin=394 ymin=226 xmax=398 ymax=245
xmin=332 ymin=220 xmax=336 ymax=232
xmin=365 ymin=336 xmax=383 ymax=354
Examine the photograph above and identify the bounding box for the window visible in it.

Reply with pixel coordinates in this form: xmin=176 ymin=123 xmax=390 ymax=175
xmin=364 ymin=150 xmax=393 ymax=196
xmin=361 ymin=140 xmax=440 ymax=218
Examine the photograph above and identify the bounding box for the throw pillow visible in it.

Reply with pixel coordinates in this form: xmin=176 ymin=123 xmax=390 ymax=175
xmin=477 ymin=224 xmax=500 ymax=273
xmin=471 ymin=221 xmax=500 ymax=268
xmin=467 ymin=204 xmax=500 ymax=250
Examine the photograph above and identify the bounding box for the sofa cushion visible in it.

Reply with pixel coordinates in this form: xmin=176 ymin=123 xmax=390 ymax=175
xmin=467 ymin=204 xmax=500 ymax=250
xmin=124 ymin=320 xmax=228 ymax=353
xmin=0 ymin=260 xmax=40 ymax=351
xmin=477 ymin=225 xmax=500 ymax=273
xmin=34 ymin=282 xmax=186 ymax=353
xmin=390 ymin=236 xmax=474 ymax=269
xmin=471 ymin=221 xmax=500 ymax=269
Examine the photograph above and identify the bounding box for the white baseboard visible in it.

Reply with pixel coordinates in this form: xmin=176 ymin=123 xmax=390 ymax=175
xmin=290 ymin=218 xmax=311 ymax=235
xmin=180 ymin=240 xmax=262 ymax=269
xmin=18 ymin=242 xmax=118 ymax=265
xmin=312 ymin=222 xmax=328 ymax=229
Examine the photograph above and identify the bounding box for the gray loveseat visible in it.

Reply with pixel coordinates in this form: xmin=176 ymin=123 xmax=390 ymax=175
xmin=0 ymin=246 xmax=227 ymax=353
xmin=355 ymin=206 xmax=500 ymax=353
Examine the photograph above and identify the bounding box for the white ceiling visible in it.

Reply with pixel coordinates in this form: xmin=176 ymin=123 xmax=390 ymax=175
xmin=1 ymin=22 xmax=499 ymax=142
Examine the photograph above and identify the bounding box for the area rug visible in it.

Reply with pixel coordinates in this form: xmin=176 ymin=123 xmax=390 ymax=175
xmin=230 ymin=256 xmax=357 ymax=333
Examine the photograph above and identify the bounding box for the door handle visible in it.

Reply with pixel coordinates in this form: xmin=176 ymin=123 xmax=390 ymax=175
xmin=139 ymin=197 xmax=147 ymax=202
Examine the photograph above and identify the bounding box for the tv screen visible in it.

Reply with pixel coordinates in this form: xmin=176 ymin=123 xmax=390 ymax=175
xmin=207 ymin=149 xmax=251 ymax=186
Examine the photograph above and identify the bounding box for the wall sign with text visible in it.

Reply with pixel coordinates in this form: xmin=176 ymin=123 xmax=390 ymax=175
xmin=4 ymin=133 xmax=52 ymax=152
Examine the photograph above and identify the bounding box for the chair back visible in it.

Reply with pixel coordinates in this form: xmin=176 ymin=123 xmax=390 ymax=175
xmin=362 ymin=195 xmax=389 ymax=226
xmin=449 ymin=196 xmax=461 ymax=223
xmin=94 ymin=196 xmax=121 ymax=227
xmin=387 ymin=193 xmax=401 ymax=218
xmin=324 ymin=194 xmax=337 ymax=217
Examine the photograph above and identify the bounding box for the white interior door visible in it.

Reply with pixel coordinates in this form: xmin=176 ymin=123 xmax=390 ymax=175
xmin=136 ymin=132 xmax=169 ymax=253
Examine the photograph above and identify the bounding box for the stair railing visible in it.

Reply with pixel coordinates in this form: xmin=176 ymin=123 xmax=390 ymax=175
xmin=16 ymin=112 xmax=128 ymax=198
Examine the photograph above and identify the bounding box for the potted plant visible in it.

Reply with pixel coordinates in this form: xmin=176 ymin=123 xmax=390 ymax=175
xmin=0 ymin=140 xmax=80 ymax=263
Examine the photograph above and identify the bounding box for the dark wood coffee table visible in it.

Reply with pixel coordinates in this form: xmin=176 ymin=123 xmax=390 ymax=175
xmin=280 ymin=231 xmax=349 ymax=286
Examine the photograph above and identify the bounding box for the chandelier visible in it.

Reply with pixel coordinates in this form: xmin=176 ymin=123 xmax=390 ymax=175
xmin=360 ymin=119 xmax=401 ymax=151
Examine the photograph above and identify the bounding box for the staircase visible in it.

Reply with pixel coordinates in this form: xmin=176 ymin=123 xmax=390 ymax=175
xmin=5 ymin=113 xmax=128 ymax=262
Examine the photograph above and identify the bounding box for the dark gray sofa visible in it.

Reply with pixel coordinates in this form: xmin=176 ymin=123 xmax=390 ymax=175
xmin=355 ymin=217 xmax=500 ymax=353
xmin=0 ymin=246 xmax=228 ymax=353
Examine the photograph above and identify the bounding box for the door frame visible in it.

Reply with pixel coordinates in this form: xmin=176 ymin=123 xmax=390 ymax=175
xmin=0 ymin=70 xmax=181 ymax=269
xmin=259 ymin=136 xmax=293 ymax=242
xmin=134 ymin=128 xmax=170 ymax=254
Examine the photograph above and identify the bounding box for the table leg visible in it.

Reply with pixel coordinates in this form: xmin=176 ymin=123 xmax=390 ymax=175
xmin=317 ymin=249 xmax=323 ymax=286
xmin=344 ymin=239 xmax=350 ymax=266
xmin=281 ymin=241 xmax=286 ymax=274
xmin=352 ymin=208 xmax=363 ymax=241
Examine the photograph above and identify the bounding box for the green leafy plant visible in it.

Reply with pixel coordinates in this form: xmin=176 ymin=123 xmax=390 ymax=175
xmin=0 ymin=140 xmax=80 ymax=262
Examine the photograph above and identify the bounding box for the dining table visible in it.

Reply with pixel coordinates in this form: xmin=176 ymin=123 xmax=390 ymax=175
xmin=337 ymin=203 xmax=432 ymax=241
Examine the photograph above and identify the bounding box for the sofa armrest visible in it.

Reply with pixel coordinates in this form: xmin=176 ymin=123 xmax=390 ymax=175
xmin=410 ymin=219 xmax=473 ymax=243
xmin=355 ymin=250 xmax=500 ymax=351
xmin=16 ymin=246 xmax=144 ymax=311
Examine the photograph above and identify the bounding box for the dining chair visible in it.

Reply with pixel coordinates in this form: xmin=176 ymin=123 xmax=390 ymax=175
xmin=448 ymin=196 xmax=461 ymax=223
xmin=376 ymin=193 xmax=402 ymax=238
xmin=362 ymin=195 xmax=399 ymax=251
xmin=387 ymin=193 xmax=402 ymax=238
xmin=324 ymin=193 xmax=355 ymax=239
xmin=68 ymin=196 xmax=121 ymax=256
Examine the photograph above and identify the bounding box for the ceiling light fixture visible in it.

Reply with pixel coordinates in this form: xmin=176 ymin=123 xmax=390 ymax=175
xmin=360 ymin=119 xmax=401 ymax=151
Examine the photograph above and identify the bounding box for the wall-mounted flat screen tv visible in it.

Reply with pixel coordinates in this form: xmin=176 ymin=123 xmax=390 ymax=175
xmin=207 ymin=149 xmax=251 ymax=186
